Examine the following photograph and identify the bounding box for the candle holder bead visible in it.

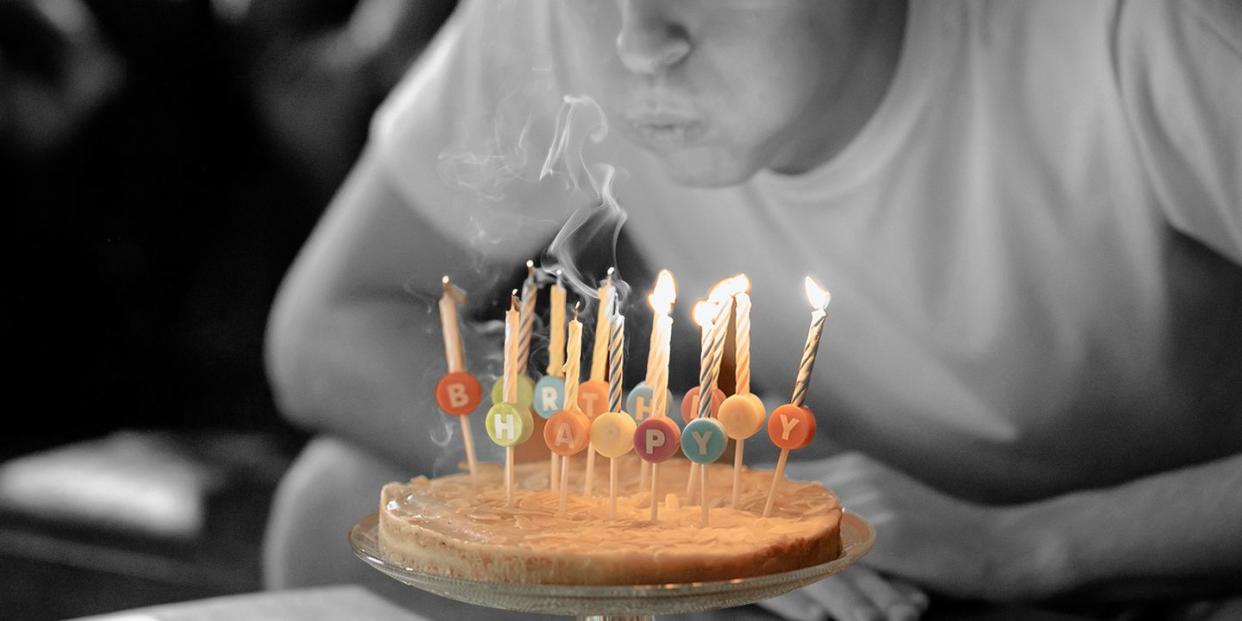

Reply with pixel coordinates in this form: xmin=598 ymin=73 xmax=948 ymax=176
xmin=490 ymin=374 xmax=536 ymax=412
xmin=545 ymin=409 xmax=591 ymax=456
xmin=768 ymin=404 xmax=816 ymax=450
xmin=435 ymin=371 xmax=483 ymax=416
xmin=532 ymin=375 xmax=566 ymax=419
xmin=625 ymin=382 xmax=675 ymax=423
xmin=590 ymin=412 xmax=638 ymax=458
xmin=577 ymin=380 xmax=611 ymax=420
xmin=485 ymin=402 xmax=534 ymax=447
xmin=678 ymin=386 xmax=726 ymax=424
xmin=634 ymin=417 xmax=682 ymax=462
xmin=680 ymin=418 xmax=728 ymax=464
xmin=718 ymin=393 xmax=767 ymax=439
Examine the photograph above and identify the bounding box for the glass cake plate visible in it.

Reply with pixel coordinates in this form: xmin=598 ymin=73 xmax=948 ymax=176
xmin=349 ymin=511 xmax=874 ymax=620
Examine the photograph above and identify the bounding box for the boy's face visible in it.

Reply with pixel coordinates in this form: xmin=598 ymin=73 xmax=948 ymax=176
xmin=563 ymin=0 xmax=879 ymax=187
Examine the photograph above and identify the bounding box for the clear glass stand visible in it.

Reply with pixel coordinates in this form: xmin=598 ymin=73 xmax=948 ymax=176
xmin=349 ymin=512 xmax=874 ymax=620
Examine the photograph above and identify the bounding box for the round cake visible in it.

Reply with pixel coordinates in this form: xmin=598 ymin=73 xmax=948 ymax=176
xmin=378 ymin=457 xmax=842 ymax=585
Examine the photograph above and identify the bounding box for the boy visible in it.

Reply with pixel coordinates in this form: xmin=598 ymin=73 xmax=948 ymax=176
xmin=267 ymin=1 xmax=1242 ymax=619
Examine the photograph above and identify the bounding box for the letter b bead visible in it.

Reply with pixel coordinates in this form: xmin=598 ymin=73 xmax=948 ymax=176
xmin=435 ymin=371 xmax=482 ymax=416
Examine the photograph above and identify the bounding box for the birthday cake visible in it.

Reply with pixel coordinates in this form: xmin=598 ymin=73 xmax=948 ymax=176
xmin=378 ymin=457 xmax=842 ymax=585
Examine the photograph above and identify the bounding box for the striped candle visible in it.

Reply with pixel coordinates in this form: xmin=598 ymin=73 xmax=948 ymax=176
xmin=608 ymin=314 xmax=625 ymax=412
xmin=791 ymin=277 xmax=831 ymax=407
xmin=516 ymin=261 xmax=537 ymax=375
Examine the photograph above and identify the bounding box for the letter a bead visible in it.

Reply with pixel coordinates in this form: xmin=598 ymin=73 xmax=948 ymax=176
xmin=680 ymin=417 xmax=727 ymax=464
xmin=532 ymin=375 xmax=565 ymax=419
xmin=590 ymin=411 xmax=637 ymax=458
xmin=717 ymin=393 xmax=767 ymax=440
xmin=435 ymin=371 xmax=482 ymax=416
xmin=485 ymin=402 xmax=533 ymax=447
xmin=490 ymin=374 xmax=535 ymax=412
xmin=544 ymin=409 xmax=591 ymax=456
xmin=634 ymin=417 xmax=681 ymax=463
xmin=767 ymin=403 xmax=816 ymax=450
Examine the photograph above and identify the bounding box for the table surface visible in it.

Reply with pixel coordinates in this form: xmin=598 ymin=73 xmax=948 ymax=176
xmin=70 ymin=585 xmax=426 ymax=621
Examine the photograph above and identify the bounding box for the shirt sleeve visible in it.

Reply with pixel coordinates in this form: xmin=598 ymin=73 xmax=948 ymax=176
xmin=1116 ymin=0 xmax=1242 ymax=264
xmin=366 ymin=0 xmax=573 ymax=260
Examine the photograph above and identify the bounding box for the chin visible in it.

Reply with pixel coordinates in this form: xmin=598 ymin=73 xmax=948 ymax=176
xmin=656 ymin=150 xmax=760 ymax=188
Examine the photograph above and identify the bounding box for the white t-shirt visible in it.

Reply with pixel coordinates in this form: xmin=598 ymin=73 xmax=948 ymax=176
xmin=372 ymin=0 xmax=1242 ymax=503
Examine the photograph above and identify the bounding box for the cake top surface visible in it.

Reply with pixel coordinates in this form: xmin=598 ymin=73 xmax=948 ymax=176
xmin=382 ymin=458 xmax=840 ymax=557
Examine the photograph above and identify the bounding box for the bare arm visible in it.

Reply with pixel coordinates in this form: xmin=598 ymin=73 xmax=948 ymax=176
xmin=265 ymin=146 xmax=529 ymax=468
xmin=1011 ymin=452 xmax=1242 ymax=600
xmin=796 ymin=450 xmax=1242 ymax=604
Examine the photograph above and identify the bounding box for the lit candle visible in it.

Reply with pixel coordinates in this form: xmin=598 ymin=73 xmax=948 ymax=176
xmin=434 ymin=276 xmax=480 ymax=480
xmin=762 ymin=277 xmax=830 ymax=518
xmin=632 ymin=271 xmax=677 ymax=521
xmin=718 ymin=281 xmax=767 ymax=508
xmin=633 ymin=270 xmax=676 ymax=492
xmin=683 ymin=276 xmax=744 ymax=501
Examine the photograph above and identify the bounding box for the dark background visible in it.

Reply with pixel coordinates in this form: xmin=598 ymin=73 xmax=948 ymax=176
xmin=3 ymin=1 xmax=454 ymax=618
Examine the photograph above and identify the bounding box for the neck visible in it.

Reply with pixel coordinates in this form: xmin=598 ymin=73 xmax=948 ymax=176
xmin=768 ymin=0 xmax=908 ymax=175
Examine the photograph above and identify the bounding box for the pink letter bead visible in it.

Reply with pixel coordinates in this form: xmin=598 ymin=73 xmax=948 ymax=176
xmin=633 ymin=417 xmax=681 ymax=463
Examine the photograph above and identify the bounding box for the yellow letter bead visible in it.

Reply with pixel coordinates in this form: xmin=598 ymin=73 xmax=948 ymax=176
xmin=590 ymin=411 xmax=637 ymax=458
xmin=485 ymin=402 xmax=533 ymax=447
xmin=717 ymin=393 xmax=766 ymax=440
xmin=490 ymin=374 xmax=535 ymax=412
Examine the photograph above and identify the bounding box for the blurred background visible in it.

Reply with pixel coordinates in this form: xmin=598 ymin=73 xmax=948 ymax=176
xmin=3 ymin=0 xmax=454 ymax=618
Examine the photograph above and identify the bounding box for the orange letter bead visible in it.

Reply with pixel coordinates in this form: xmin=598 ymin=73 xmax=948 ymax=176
xmin=678 ymin=386 xmax=725 ymax=423
xmin=544 ymin=409 xmax=591 ymax=457
xmin=577 ymin=380 xmax=611 ymax=420
xmin=717 ymin=393 xmax=766 ymax=440
xmin=767 ymin=404 xmax=816 ymax=450
xmin=435 ymin=371 xmax=483 ymax=416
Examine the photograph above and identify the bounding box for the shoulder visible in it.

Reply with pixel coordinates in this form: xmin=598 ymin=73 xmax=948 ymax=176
xmin=365 ymin=0 xmax=577 ymax=254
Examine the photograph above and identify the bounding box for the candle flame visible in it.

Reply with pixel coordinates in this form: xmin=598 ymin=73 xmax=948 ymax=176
xmin=804 ymin=276 xmax=831 ymax=310
xmin=707 ymin=273 xmax=749 ymax=302
xmin=692 ymin=300 xmax=720 ymax=329
xmin=647 ymin=270 xmax=677 ymax=316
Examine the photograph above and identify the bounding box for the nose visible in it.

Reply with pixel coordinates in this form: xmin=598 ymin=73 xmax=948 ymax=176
xmin=614 ymin=0 xmax=691 ymax=75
